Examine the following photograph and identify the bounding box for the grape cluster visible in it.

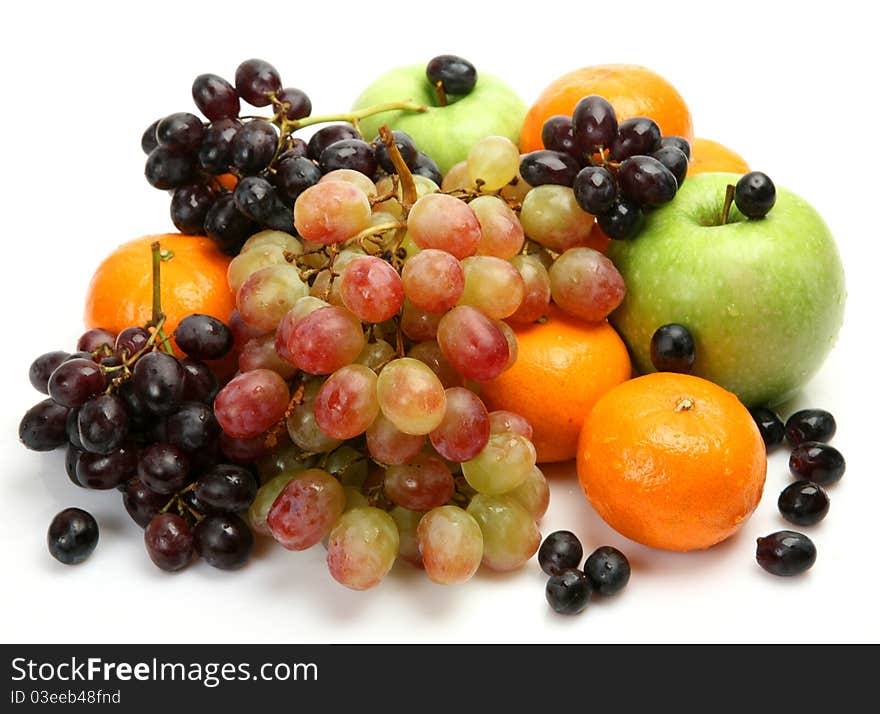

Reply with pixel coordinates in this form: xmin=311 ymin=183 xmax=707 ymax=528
xmin=518 ymin=95 xmax=691 ymax=240
xmin=142 ymin=58 xmax=440 ymax=256
xmin=20 ymin=313 xmax=259 ymax=572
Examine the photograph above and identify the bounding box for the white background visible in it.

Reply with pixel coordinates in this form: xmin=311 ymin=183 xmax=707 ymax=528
xmin=1 ymin=0 xmax=877 ymax=644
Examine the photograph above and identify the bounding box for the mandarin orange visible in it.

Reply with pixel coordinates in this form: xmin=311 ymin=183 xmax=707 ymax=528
xmin=479 ymin=306 xmax=631 ymax=463
xmin=577 ymin=372 xmax=766 ymax=552
xmin=689 ymin=137 xmax=750 ymax=175
xmin=520 ymin=64 xmax=694 ymax=153
xmin=84 ymin=233 xmax=235 ymax=356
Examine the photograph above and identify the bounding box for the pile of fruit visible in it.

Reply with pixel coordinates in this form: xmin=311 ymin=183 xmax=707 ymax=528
xmin=19 ymin=55 xmax=847 ymax=612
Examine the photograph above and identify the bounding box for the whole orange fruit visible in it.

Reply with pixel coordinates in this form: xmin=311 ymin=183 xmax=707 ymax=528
xmin=577 ymin=373 xmax=766 ymax=552
xmin=689 ymin=137 xmax=750 ymax=175
xmin=479 ymin=306 xmax=631 ymax=463
xmin=521 ymin=64 xmax=694 ymax=153
xmin=84 ymin=233 xmax=235 ymax=354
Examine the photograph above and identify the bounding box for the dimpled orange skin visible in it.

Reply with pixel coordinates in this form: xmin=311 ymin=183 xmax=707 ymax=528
xmin=689 ymin=137 xmax=751 ymax=175
xmin=479 ymin=306 xmax=631 ymax=463
xmin=83 ymin=233 xmax=235 ymax=357
xmin=576 ymin=373 xmax=767 ymax=552
xmin=520 ymin=64 xmax=695 ymax=153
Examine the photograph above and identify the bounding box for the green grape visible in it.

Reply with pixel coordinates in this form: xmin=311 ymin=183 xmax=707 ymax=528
xmin=256 ymin=443 xmax=318 ymax=481
xmin=241 ymin=230 xmax=303 ymax=255
xmin=457 ymin=256 xmax=525 ymax=319
xmin=467 ymin=136 xmax=520 ymax=191
xmin=467 ymin=494 xmax=540 ymax=572
xmin=508 ymin=465 xmax=550 ymax=521
xmin=519 ymin=184 xmax=594 ymax=252
xmin=462 ymin=433 xmax=536 ymax=494
xmin=390 ymin=506 xmax=425 ymax=567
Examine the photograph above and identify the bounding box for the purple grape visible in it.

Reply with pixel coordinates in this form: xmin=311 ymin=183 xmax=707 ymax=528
xmin=29 ymin=351 xmax=69 ymax=394
xmin=145 ymin=513 xmax=195 ymax=571
xmin=609 ymin=117 xmax=662 ymax=160
xmin=274 ymin=87 xmax=311 ymax=120
xmin=192 ymin=74 xmax=240 ymax=121
xmin=19 ymin=399 xmax=69 ymax=451
xmin=572 ymin=95 xmax=618 ymax=152
xmin=235 ymin=59 xmax=282 ymax=107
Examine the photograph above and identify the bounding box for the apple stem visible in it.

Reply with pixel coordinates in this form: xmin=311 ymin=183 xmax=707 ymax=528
xmin=280 ymin=101 xmax=428 ymax=133
xmin=378 ymin=124 xmax=418 ymax=213
xmin=721 ymin=184 xmax=735 ymax=225
xmin=434 ymin=80 xmax=449 ymax=107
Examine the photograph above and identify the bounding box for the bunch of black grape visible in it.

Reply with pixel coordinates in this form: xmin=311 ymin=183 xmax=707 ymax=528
xmin=519 ymin=95 xmax=690 ymax=240
xmin=142 ymin=58 xmax=441 ymax=256
xmin=19 ymin=316 xmax=259 ymax=572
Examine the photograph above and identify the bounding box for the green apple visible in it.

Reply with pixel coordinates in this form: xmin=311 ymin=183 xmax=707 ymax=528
xmin=352 ymin=64 xmax=526 ymax=175
xmin=608 ymin=172 xmax=846 ymax=407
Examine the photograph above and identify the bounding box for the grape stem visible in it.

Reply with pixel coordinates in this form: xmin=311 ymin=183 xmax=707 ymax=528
xmin=378 ymin=125 xmax=418 ymax=212
xmin=148 ymin=242 xmax=175 ymax=355
xmin=721 ymin=184 xmax=735 ymax=225
xmin=280 ymin=101 xmax=427 ymax=133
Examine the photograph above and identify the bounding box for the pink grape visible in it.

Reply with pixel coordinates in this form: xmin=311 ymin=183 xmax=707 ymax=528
xmin=470 ymin=195 xmax=525 ymax=260
xmin=407 ymin=193 xmax=481 ymax=259
xmin=400 ymin=249 xmax=464 ymax=313
xmin=286 ymin=306 xmax=365 ymax=375
xmin=313 ymin=364 xmax=379 ymax=439
xmin=436 ymin=306 xmax=509 ymax=382
xmin=457 ymin=256 xmax=525 ymax=319
xmin=229 ymin=309 xmax=267 ymax=350
xmin=466 ymin=494 xmax=540 ymax=572
xmin=384 ymin=454 xmax=455 ymax=511
xmin=366 ymin=414 xmax=425 ymax=466
xmin=339 ymin=256 xmax=404 ymax=323
xmin=429 ymin=387 xmax=490 ymax=463
xmin=508 ymin=254 xmax=551 ymax=324
xmin=400 ymin=300 xmax=443 ymax=342
xmin=390 ymin=507 xmax=424 ymax=567
xmin=214 ymin=369 xmax=290 ymax=439
xmin=495 ymin=319 xmax=518 ymax=370
xmin=239 ymin=334 xmax=297 ymax=379
xmin=326 ymin=507 xmax=399 ymax=590
xmin=293 ymin=181 xmax=372 ymax=244
xmin=406 ymin=341 xmax=464 ymax=388
xmin=376 ymin=358 xmax=447 ymax=435
xmin=488 ymin=410 xmax=534 ymax=440
xmin=237 ymin=264 xmax=309 ymax=331
xmin=267 ymin=468 xmax=345 ymax=550
xmin=548 ymin=247 xmax=626 ymax=322
xmin=418 ymin=506 xmax=483 ymax=584
xmin=319 ymin=168 xmax=378 ymax=198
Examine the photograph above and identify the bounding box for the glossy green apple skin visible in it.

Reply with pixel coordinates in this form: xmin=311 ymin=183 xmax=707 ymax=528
xmin=608 ymin=172 xmax=846 ymax=407
xmin=352 ymin=65 xmax=526 ymax=175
